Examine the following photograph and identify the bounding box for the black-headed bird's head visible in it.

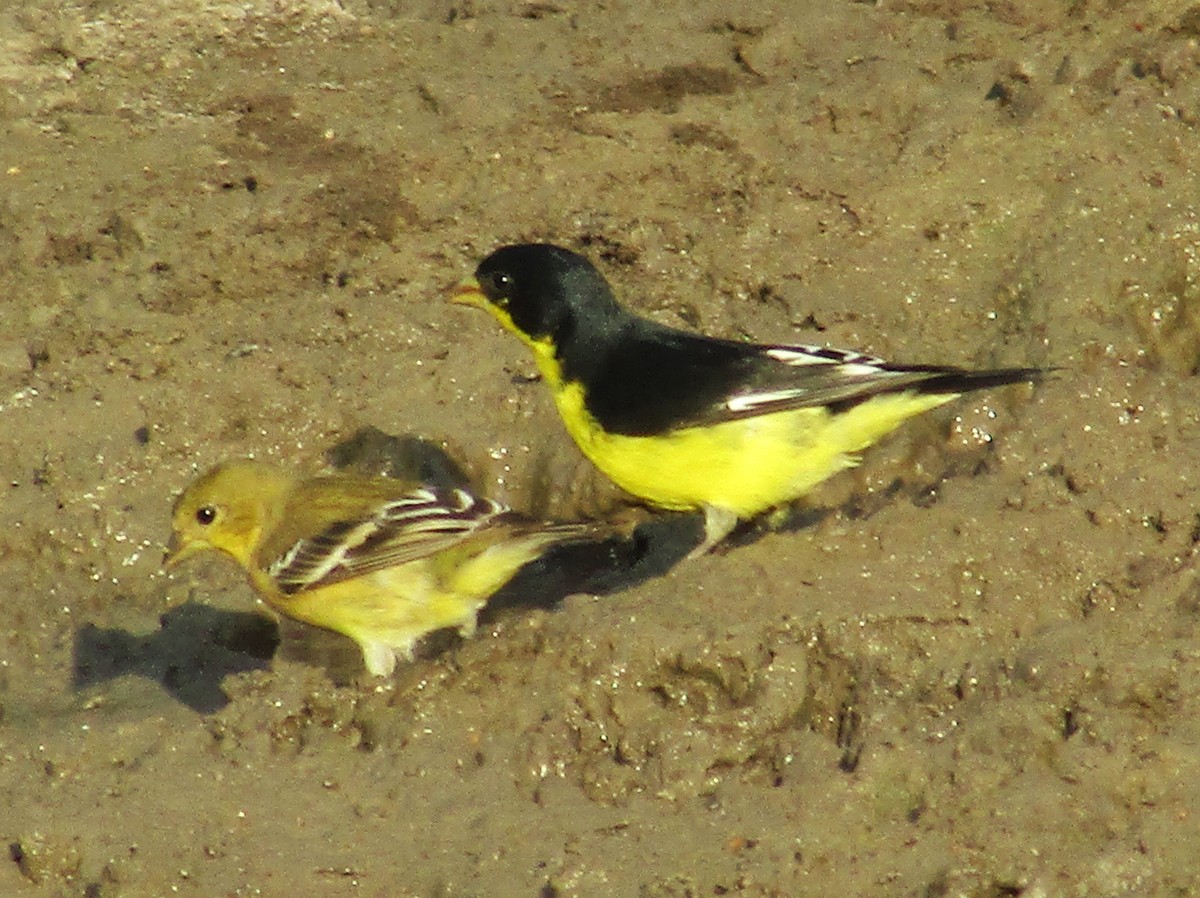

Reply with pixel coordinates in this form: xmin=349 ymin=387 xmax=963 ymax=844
xmin=454 ymin=243 xmax=630 ymax=354
xmin=165 ymin=460 xmax=292 ymax=570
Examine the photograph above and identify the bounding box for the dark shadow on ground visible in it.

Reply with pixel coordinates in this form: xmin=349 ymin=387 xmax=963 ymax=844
xmin=325 ymin=425 xmax=474 ymax=490
xmin=72 ymin=603 xmax=280 ymax=713
xmin=483 ymin=509 xmax=700 ymax=620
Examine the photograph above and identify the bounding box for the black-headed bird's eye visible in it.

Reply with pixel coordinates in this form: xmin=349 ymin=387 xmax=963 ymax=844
xmin=481 ymin=271 xmax=515 ymax=305
xmin=195 ymin=506 xmax=218 ymax=526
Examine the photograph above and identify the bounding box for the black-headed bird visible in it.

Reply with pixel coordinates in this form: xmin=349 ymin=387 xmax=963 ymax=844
xmin=166 ymin=460 xmax=610 ymax=675
xmin=453 ymin=243 xmax=1042 ymax=553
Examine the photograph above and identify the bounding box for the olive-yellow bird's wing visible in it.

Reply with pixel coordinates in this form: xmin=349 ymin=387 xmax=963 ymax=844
xmin=264 ymin=487 xmax=511 ymax=597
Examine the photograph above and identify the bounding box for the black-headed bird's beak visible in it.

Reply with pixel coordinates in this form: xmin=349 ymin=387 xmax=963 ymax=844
xmin=450 ymin=275 xmax=486 ymax=307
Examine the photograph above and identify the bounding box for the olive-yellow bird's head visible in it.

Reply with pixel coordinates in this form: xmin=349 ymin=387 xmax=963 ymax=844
xmin=452 ymin=243 xmax=631 ymax=352
xmin=165 ymin=460 xmax=293 ymax=570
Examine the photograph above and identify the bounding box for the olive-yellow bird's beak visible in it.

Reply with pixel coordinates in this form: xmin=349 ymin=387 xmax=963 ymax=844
xmin=163 ymin=533 xmax=204 ymax=569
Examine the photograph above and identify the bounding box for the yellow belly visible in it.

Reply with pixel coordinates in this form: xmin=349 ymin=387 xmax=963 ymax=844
xmin=552 ymin=381 xmax=955 ymax=518
xmin=256 ymin=561 xmax=474 ymax=645
xmin=252 ymin=537 xmax=553 ymax=651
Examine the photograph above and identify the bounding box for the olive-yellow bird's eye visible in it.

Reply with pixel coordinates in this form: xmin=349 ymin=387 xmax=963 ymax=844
xmin=195 ymin=506 xmax=218 ymax=526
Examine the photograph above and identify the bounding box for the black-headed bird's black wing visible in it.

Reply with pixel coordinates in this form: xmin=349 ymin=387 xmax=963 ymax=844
xmin=574 ymin=320 xmax=1040 ymax=436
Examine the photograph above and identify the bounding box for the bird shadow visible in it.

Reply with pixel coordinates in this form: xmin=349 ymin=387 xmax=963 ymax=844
xmin=482 ymin=510 xmax=700 ymax=621
xmin=324 ymin=425 xmax=474 ymax=490
xmin=72 ymin=603 xmax=280 ymax=714
xmin=482 ymin=502 xmax=829 ymax=620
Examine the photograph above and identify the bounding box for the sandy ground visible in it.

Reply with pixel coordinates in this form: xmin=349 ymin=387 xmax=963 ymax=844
xmin=3 ymin=0 xmax=1200 ymax=895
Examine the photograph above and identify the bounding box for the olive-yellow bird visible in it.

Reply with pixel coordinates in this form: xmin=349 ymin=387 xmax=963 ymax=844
xmin=166 ymin=460 xmax=608 ymax=675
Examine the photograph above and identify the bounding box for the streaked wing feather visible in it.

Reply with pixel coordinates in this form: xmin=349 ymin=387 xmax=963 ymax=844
xmin=704 ymin=341 xmax=1039 ymax=425
xmin=268 ymin=488 xmax=508 ymax=595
